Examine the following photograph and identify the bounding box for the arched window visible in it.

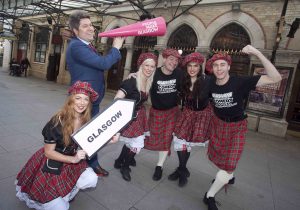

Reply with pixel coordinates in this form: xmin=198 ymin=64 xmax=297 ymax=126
xmin=167 ymin=24 xmax=197 ymax=56
xmin=210 ymin=23 xmax=251 ymax=76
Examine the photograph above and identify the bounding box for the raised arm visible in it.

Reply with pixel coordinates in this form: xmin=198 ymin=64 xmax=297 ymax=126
xmin=242 ymin=45 xmax=282 ymax=87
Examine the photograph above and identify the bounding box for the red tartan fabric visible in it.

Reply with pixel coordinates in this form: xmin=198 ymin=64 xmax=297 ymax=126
xmin=121 ymin=106 xmax=149 ymax=138
xmin=144 ymin=106 xmax=179 ymax=151
xmin=174 ymin=105 xmax=213 ymax=143
xmin=207 ymin=115 xmax=247 ymax=171
xmin=16 ymin=148 xmax=88 ymax=204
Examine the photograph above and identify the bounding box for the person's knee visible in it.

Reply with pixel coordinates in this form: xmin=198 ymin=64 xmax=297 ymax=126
xmin=216 ymin=170 xmax=233 ymax=184
xmin=76 ymin=168 xmax=98 ymax=189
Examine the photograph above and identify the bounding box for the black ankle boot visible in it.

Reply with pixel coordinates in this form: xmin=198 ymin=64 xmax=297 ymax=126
xmin=152 ymin=166 xmax=163 ymax=181
xmin=114 ymin=145 xmax=129 ymax=169
xmin=178 ymin=167 xmax=188 ymax=187
xmin=177 ymin=151 xmax=190 ymax=177
xmin=114 ymin=159 xmax=123 ymax=169
xmin=168 ymin=168 xmax=180 ymax=181
xmin=120 ymin=166 xmax=131 ymax=181
xmin=129 ymin=156 xmax=136 ymax=167
xmin=203 ymin=193 xmax=218 ymax=210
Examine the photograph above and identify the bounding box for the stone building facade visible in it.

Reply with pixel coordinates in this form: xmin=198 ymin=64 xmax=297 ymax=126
xmin=4 ymin=0 xmax=300 ymax=137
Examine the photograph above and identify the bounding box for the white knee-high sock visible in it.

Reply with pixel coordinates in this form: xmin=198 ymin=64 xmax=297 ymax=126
xmin=157 ymin=151 xmax=168 ymax=167
xmin=207 ymin=170 xmax=234 ymax=198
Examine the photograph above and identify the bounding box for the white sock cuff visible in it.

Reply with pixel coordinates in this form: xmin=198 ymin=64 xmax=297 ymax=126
xmin=216 ymin=170 xmax=234 ymax=184
xmin=157 ymin=151 xmax=168 ymax=167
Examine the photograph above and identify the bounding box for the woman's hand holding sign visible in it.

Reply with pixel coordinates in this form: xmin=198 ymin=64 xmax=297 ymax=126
xmin=72 ymin=150 xmax=87 ymax=163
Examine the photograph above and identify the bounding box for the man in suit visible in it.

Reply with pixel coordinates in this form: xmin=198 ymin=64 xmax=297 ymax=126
xmin=67 ymin=10 xmax=124 ymax=177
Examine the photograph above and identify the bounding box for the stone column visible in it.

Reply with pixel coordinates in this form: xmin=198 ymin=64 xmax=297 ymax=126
xmin=56 ymin=39 xmax=69 ymax=84
xmin=27 ymin=26 xmax=35 ymax=76
xmin=123 ymin=44 xmax=133 ymax=80
xmin=154 ymin=44 xmax=166 ymax=67
xmin=196 ymin=46 xmax=211 ymax=74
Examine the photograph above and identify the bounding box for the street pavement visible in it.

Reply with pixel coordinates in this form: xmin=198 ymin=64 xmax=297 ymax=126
xmin=0 ymin=68 xmax=299 ymax=210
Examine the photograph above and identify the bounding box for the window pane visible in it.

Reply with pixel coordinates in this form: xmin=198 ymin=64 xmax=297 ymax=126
xmin=40 ymin=54 xmax=45 ymax=63
xmin=41 ymin=44 xmax=47 ymax=51
xmin=35 ymin=52 xmax=39 ymax=62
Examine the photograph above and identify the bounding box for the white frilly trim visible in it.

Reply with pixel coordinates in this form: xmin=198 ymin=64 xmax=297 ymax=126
xmin=16 ymin=184 xmax=44 ymax=210
xmin=15 ymin=168 xmax=97 ymax=210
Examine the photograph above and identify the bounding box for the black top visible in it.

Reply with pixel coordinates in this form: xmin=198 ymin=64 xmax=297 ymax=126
xmin=150 ymin=67 xmax=182 ymax=110
xmin=119 ymin=77 xmax=148 ymax=109
xmin=42 ymin=119 xmax=77 ymax=156
xmin=210 ymin=75 xmax=261 ymax=118
xmin=181 ymin=75 xmax=212 ymax=111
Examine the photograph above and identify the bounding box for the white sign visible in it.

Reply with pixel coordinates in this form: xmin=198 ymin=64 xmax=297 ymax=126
xmin=72 ymin=99 xmax=135 ymax=158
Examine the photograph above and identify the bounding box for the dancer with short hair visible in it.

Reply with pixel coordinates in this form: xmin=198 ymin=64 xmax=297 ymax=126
xmin=203 ymin=45 xmax=282 ymax=210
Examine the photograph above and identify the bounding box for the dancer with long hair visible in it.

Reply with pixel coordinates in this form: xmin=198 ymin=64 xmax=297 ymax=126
xmin=114 ymin=52 xmax=157 ymax=181
xmin=16 ymin=81 xmax=100 ymax=210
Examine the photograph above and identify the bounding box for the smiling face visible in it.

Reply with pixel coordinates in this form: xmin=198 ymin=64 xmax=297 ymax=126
xmin=73 ymin=93 xmax=90 ymax=114
xmin=73 ymin=18 xmax=95 ymax=42
xmin=163 ymin=55 xmax=179 ymax=74
xmin=212 ymin=59 xmax=230 ymax=85
xmin=187 ymin=62 xmax=201 ymax=79
xmin=141 ymin=59 xmax=156 ymax=78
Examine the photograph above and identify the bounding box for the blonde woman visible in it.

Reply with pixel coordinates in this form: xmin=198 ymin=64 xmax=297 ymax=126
xmin=114 ymin=52 xmax=157 ymax=181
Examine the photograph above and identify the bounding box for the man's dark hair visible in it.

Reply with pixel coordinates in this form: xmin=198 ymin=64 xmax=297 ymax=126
xmin=69 ymin=11 xmax=90 ymax=31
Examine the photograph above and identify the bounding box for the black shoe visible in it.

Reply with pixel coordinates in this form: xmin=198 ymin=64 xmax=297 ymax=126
xmin=168 ymin=168 xmax=180 ymax=181
xmin=114 ymin=160 xmax=131 ymax=172
xmin=178 ymin=174 xmax=188 ymax=187
xmin=129 ymin=157 xmax=136 ymax=167
xmin=93 ymin=166 xmax=109 ymax=177
xmin=152 ymin=166 xmax=163 ymax=181
xmin=212 ymin=177 xmax=235 ymax=185
xmin=182 ymin=168 xmax=190 ymax=177
xmin=203 ymin=193 xmax=218 ymax=210
xmin=228 ymin=177 xmax=235 ymax=184
xmin=120 ymin=167 xmax=131 ymax=181
xmin=114 ymin=159 xmax=123 ymax=169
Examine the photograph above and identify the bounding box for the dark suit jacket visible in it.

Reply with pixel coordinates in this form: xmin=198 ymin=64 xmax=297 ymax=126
xmin=66 ymin=37 xmax=121 ymax=115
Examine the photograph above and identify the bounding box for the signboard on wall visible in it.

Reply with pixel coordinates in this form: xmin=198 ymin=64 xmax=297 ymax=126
xmin=247 ymin=65 xmax=293 ymax=117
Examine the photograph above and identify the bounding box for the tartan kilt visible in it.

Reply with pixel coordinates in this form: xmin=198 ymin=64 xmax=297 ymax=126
xmin=207 ymin=115 xmax=247 ymax=171
xmin=174 ymin=105 xmax=213 ymax=143
xmin=16 ymin=147 xmax=88 ymax=204
xmin=121 ymin=106 xmax=148 ymax=138
xmin=144 ymin=106 xmax=179 ymax=151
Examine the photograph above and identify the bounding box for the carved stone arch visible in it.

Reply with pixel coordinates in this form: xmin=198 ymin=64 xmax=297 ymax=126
xmin=158 ymin=14 xmax=205 ymax=47
xmin=209 ymin=23 xmax=251 ymax=76
xmin=205 ymin=12 xmax=265 ymax=49
xmin=166 ymin=24 xmax=197 ymax=55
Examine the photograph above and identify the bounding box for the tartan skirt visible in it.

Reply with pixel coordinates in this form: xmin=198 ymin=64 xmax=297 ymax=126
xmin=174 ymin=105 xmax=213 ymax=143
xmin=121 ymin=106 xmax=149 ymax=138
xmin=144 ymin=106 xmax=179 ymax=151
xmin=207 ymin=115 xmax=247 ymax=171
xmin=16 ymin=148 xmax=88 ymax=204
